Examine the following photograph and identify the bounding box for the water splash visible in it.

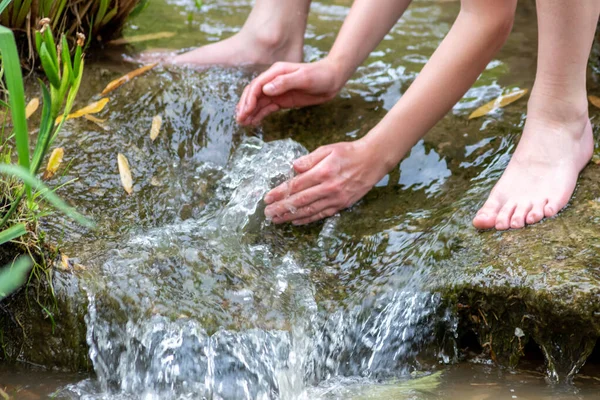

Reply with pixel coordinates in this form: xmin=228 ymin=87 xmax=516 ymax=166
xmin=63 ymin=138 xmax=448 ymax=399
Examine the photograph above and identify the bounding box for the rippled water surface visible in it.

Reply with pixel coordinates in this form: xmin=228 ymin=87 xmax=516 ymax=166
xmin=5 ymin=0 xmax=600 ymax=398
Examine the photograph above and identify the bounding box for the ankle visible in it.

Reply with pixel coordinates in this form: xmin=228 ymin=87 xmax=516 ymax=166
xmin=242 ymin=3 xmax=307 ymax=55
xmin=527 ymin=89 xmax=589 ymax=128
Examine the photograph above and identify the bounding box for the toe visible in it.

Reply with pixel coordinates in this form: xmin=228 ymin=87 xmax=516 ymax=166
xmin=510 ymin=202 xmax=533 ymax=229
xmin=544 ymin=200 xmax=563 ymax=218
xmin=473 ymin=200 xmax=503 ymax=230
xmin=495 ymin=202 xmax=517 ymax=231
xmin=526 ymin=200 xmax=547 ymax=225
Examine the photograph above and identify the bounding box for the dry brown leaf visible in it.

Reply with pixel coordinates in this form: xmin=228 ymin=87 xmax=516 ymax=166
xmin=118 ymin=153 xmax=133 ymax=194
xmin=101 ymin=63 xmax=158 ymax=96
xmin=25 ymin=97 xmax=39 ymax=119
xmin=60 ymin=254 xmax=70 ymax=271
xmin=469 ymin=88 xmax=529 ymax=120
xmin=43 ymin=147 xmax=64 ymax=180
xmin=150 ymin=115 xmax=162 ymax=141
xmin=56 ymin=98 xmax=109 ymax=124
xmin=588 ymin=95 xmax=600 ymax=109
xmin=108 ymin=32 xmax=176 ymax=46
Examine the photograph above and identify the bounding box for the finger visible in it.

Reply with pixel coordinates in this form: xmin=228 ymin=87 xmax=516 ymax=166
xmin=264 ymin=167 xmax=326 ymax=205
xmin=293 ymin=146 xmax=333 ymax=174
xmin=250 ymin=103 xmax=281 ymax=125
xmin=263 ymin=69 xmax=312 ymax=97
xmin=271 ymin=198 xmax=338 ymax=224
xmin=291 ymin=208 xmax=339 ymax=226
xmin=265 ymin=184 xmax=330 ymax=219
xmin=236 ymin=84 xmax=252 ymax=123
xmin=245 ymin=96 xmax=275 ymax=124
xmin=239 ymin=63 xmax=299 ymax=120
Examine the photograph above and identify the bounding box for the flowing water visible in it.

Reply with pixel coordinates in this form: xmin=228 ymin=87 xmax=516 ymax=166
xmin=4 ymin=0 xmax=600 ymax=398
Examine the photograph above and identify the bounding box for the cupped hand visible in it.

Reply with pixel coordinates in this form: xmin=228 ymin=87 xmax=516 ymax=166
xmin=236 ymin=59 xmax=345 ymax=126
xmin=264 ymin=140 xmax=389 ymax=225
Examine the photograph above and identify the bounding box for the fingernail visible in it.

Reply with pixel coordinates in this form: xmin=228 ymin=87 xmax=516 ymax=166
xmin=294 ymin=159 xmax=306 ymax=170
xmin=264 ymin=194 xmax=273 ymax=204
xmin=264 ymin=83 xmax=275 ymax=94
xmin=292 ymin=221 xmax=302 ymax=226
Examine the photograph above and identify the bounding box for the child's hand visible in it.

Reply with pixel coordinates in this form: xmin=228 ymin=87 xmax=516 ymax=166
xmin=263 ymin=139 xmax=388 ymax=225
xmin=236 ymin=58 xmax=345 ymax=126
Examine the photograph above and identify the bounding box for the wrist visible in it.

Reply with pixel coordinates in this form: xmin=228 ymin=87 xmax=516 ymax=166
xmin=357 ymin=125 xmax=404 ymax=175
xmin=322 ymin=53 xmax=354 ymax=92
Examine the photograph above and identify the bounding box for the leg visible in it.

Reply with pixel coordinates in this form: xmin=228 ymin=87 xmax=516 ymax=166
xmin=172 ymin=0 xmax=310 ymax=66
xmin=473 ymin=0 xmax=599 ymax=230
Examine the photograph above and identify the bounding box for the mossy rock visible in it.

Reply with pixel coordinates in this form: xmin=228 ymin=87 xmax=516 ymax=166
xmin=0 ymin=269 xmax=91 ymax=371
xmin=433 ymin=164 xmax=600 ymax=381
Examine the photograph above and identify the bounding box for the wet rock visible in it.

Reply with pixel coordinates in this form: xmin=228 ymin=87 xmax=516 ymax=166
xmin=0 ymin=269 xmax=90 ymax=371
xmin=433 ymin=165 xmax=600 ymax=382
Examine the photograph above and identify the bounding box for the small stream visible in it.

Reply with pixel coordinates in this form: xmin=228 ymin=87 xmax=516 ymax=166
xmin=4 ymin=0 xmax=600 ymax=398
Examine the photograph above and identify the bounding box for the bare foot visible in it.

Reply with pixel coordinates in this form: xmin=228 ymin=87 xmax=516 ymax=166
xmin=171 ymin=29 xmax=304 ymax=67
xmin=473 ymin=97 xmax=594 ymax=231
xmin=140 ymin=0 xmax=310 ymax=67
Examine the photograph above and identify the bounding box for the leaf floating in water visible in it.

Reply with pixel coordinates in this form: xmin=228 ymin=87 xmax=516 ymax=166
xmin=57 ymin=98 xmax=109 ymax=124
xmin=588 ymin=95 xmax=600 ymax=109
xmin=108 ymin=32 xmax=176 ymax=46
xmin=25 ymin=97 xmax=39 ymax=119
xmin=100 ymin=63 xmax=158 ymax=96
xmin=150 ymin=115 xmax=162 ymax=141
xmin=118 ymin=153 xmax=134 ymax=195
xmin=43 ymin=147 xmax=64 ymax=180
xmin=468 ymin=88 xmax=529 ymax=120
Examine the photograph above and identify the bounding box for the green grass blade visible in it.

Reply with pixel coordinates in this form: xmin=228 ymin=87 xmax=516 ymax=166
xmin=0 ymin=0 xmax=13 ymax=15
xmin=129 ymin=0 xmax=149 ymax=19
xmin=0 ymin=256 xmax=33 ymax=301
xmin=0 ymin=223 xmax=27 ymax=246
xmin=0 ymin=26 xmax=31 ymax=195
xmin=30 ymin=81 xmax=52 ymax=174
xmin=0 ymin=164 xmax=95 ymax=228
xmin=94 ymin=0 xmax=109 ymax=29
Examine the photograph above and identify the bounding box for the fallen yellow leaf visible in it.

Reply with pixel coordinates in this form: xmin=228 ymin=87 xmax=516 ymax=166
xmin=101 ymin=63 xmax=158 ymax=96
xmin=56 ymin=98 xmax=109 ymax=124
xmin=150 ymin=115 xmax=162 ymax=141
xmin=43 ymin=147 xmax=64 ymax=180
xmin=588 ymin=95 xmax=600 ymax=109
xmin=84 ymin=115 xmax=106 ymax=124
xmin=60 ymin=254 xmax=70 ymax=271
xmin=25 ymin=97 xmax=39 ymax=119
xmin=108 ymin=32 xmax=176 ymax=46
xmin=469 ymin=88 xmax=529 ymax=120
xmin=117 ymin=153 xmax=133 ymax=194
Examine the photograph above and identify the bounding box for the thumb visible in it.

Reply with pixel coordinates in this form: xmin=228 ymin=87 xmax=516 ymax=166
xmin=294 ymin=146 xmax=332 ymax=173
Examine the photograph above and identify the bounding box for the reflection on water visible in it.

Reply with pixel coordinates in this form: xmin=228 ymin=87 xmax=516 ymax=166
xmin=7 ymin=0 xmax=598 ymax=398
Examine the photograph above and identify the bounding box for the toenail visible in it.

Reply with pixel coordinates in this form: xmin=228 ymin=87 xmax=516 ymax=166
xmin=478 ymin=213 xmax=487 ymax=219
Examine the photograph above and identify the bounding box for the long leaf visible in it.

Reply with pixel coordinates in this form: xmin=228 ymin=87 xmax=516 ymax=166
xmin=30 ymin=81 xmax=53 ymax=174
xmin=0 ymin=256 xmax=33 ymax=301
xmin=0 ymin=223 xmax=27 ymax=246
xmin=0 ymin=164 xmax=94 ymax=228
xmin=0 ymin=0 xmax=12 ymax=15
xmin=0 ymin=26 xmax=31 ymax=197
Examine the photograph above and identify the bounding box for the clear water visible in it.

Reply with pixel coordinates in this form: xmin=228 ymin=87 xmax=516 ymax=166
xmin=5 ymin=0 xmax=600 ymax=398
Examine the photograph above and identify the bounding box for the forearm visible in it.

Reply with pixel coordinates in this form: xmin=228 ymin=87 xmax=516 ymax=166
xmin=326 ymin=0 xmax=412 ymax=85
xmin=362 ymin=3 xmax=516 ymax=171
